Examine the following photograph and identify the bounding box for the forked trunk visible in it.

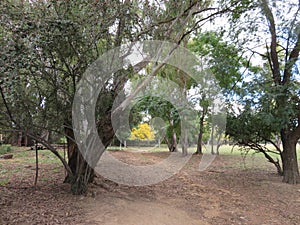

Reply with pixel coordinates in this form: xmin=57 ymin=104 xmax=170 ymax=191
xmin=281 ymin=132 xmax=300 ymax=184
xmin=164 ymin=132 xmax=178 ymax=152
xmin=64 ymin=126 xmax=95 ymax=195
xmin=216 ymin=133 xmax=222 ymax=155
xmin=64 ymin=102 xmax=115 ymax=194
xmin=171 ymin=131 xmax=178 ymax=152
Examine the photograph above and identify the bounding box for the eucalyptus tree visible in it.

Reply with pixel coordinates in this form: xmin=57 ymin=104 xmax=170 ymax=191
xmin=219 ymin=0 xmax=300 ymax=184
xmin=188 ymin=31 xmax=247 ymax=154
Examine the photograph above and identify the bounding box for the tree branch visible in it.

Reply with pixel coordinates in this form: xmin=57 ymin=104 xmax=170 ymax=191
xmin=283 ymin=31 xmax=300 ymax=85
xmin=260 ymin=0 xmax=281 ymax=84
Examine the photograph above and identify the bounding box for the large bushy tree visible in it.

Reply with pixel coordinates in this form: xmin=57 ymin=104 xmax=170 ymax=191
xmin=0 ymin=0 xmax=224 ymax=193
xmin=222 ymin=0 xmax=300 ymax=184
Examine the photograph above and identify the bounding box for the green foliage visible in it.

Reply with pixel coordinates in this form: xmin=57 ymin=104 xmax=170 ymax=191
xmin=0 ymin=144 xmax=12 ymax=155
xmin=221 ymin=0 xmax=300 ymax=180
xmin=218 ymin=0 xmax=257 ymax=21
xmin=131 ymin=95 xmax=181 ymax=140
xmin=227 ymin=110 xmax=271 ymax=144
xmin=189 ymin=31 xmax=247 ymax=90
xmin=59 ymin=137 xmax=67 ymax=144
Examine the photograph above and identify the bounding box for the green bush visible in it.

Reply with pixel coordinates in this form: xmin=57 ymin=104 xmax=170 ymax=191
xmin=0 ymin=144 xmax=12 ymax=155
xmin=59 ymin=137 xmax=67 ymax=144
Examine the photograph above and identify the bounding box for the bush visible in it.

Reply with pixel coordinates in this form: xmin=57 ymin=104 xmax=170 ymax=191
xmin=0 ymin=144 xmax=12 ymax=155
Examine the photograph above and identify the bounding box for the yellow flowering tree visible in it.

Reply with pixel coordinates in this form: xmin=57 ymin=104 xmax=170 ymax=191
xmin=130 ymin=123 xmax=155 ymax=140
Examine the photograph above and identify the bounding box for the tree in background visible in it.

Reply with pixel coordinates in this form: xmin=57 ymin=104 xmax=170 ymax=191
xmin=188 ymin=31 xmax=246 ymax=155
xmin=131 ymin=95 xmax=181 ymax=152
xmin=130 ymin=123 xmax=155 ymax=141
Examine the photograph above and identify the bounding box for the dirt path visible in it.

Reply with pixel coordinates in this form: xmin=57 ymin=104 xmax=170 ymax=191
xmin=1 ymin=151 xmax=300 ymax=224
xmin=82 ymin=197 xmax=205 ymax=225
xmin=77 ymin=152 xmax=300 ymax=225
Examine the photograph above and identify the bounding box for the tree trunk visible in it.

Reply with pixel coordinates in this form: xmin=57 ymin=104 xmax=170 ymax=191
xmin=171 ymin=131 xmax=178 ymax=152
xmin=281 ymin=132 xmax=300 ymax=184
xmin=195 ymin=132 xmax=203 ymax=155
xmin=216 ymin=133 xmax=222 ymax=155
xmin=64 ymin=126 xmax=94 ymax=195
xmin=211 ymin=124 xmax=215 ymax=155
xmin=181 ymin=128 xmax=188 ymax=156
xmin=164 ymin=132 xmax=178 ymax=152
xmin=275 ymin=134 xmax=281 ymax=149
xmin=64 ymin=90 xmax=119 ymax=194
xmin=195 ymin=106 xmax=207 ymax=155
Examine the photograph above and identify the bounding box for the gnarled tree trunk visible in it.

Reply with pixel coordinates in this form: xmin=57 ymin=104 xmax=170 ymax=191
xmin=281 ymin=131 xmax=300 ymax=184
xmin=64 ymin=126 xmax=95 ymax=195
xmin=64 ymin=114 xmax=116 ymax=194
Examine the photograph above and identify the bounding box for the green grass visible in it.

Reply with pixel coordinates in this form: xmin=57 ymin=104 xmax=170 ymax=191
xmin=108 ymin=143 xmax=300 ymax=164
xmin=0 ymin=144 xmax=299 ymax=183
xmin=11 ymin=147 xmax=65 ymax=164
xmin=217 ymin=144 xmax=300 ymax=160
xmin=107 ymin=144 xmax=292 ymax=173
xmin=0 ymin=146 xmax=66 ymax=187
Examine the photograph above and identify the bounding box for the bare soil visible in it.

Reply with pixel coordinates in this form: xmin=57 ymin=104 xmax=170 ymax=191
xmin=1 ymin=150 xmax=300 ymax=225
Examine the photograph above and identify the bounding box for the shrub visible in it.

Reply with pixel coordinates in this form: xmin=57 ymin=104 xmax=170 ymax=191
xmin=0 ymin=144 xmax=12 ymax=155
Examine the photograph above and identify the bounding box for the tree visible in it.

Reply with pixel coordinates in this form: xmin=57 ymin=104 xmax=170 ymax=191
xmin=1 ymin=0 xmax=117 ymax=193
xmin=130 ymin=123 xmax=155 ymax=140
xmin=1 ymin=0 xmax=225 ymax=193
xmin=188 ymin=31 xmax=245 ymax=155
xmin=0 ymin=0 xmax=175 ymax=193
xmin=226 ymin=106 xmax=284 ymax=175
xmin=221 ymin=0 xmax=300 ymax=183
xmin=131 ymin=95 xmax=181 ymax=152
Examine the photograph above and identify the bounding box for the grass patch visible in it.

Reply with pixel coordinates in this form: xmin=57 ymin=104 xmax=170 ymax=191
xmin=0 ymin=147 xmax=66 ymax=187
xmin=11 ymin=148 xmax=65 ymax=164
xmin=218 ymin=144 xmax=300 ymax=161
xmin=109 ymin=143 xmax=300 ymax=160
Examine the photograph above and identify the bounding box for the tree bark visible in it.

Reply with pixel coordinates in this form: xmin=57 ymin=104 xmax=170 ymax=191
xmin=64 ymin=126 xmax=95 ymax=195
xmin=281 ymin=131 xmax=300 ymax=184
xmin=216 ymin=135 xmax=222 ymax=155
xmin=64 ymin=87 xmax=123 ymax=194
xmin=195 ymin=132 xmax=203 ymax=154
